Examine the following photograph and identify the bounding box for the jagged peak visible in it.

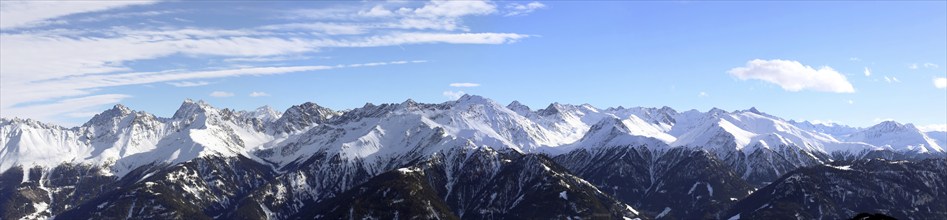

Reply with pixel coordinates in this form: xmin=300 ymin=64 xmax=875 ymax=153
xmin=399 ymin=98 xmax=420 ymax=110
xmin=589 ymin=117 xmax=630 ymax=133
xmin=83 ymin=104 xmax=136 ymax=127
xmin=272 ymin=101 xmax=339 ymax=133
xmin=455 ymin=94 xmax=493 ymax=105
xmin=707 ymin=107 xmax=728 ymax=116
xmin=867 ymin=120 xmax=917 ymax=132
xmin=249 ymin=105 xmax=281 ymax=121
xmin=281 ymin=102 xmax=335 ymax=118
xmin=747 ymin=107 xmax=761 ymax=114
xmin=173 ymin=99 xmax=216 ymax=119
xmin=537 ymin=103 xmax=567 ymax=116
xmin=1 ymin=117 xmax=65 ymax=129
xmin=606 ymin=105 xmax=626 ymax=111
xmin=507 ymin=100 xmax=531 ymax=112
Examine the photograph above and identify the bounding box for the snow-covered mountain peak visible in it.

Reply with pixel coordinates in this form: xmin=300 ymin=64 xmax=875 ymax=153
xmin=0 ymin=117 xmax=65 ymax=130
xmin=589 ymin=117 xmax=631 ymax=134
xmin=172 ymin=99 xmax=216 ymax=119
xmin=844 ymin=121 xmax=943 ymax=153
xmin=248 ymin=105 xmax=282 ymax=122
xmin=453 ymin=94 xmax=498 ymax=107
xmin=708 ymin=107 xmax=728 ymax=116
xmin=746 ymin=107 xmax=762 ymax=115
xmin=272 ymin=102 xmax=339 ymax=133
xmin=537 ymin=103 xmax=564 ymax=116
xmin=506 ymin=100 xmax=531 ymax=115
xmin=866 ymin=121 xmax=914 ymax=133
xmin=83 ymin=104 xmax=136 ymax=127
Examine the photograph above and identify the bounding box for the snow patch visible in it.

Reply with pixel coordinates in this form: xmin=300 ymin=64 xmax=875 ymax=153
xmin=656 ymin=207 xmax=672 ymax=219
xmin=727 ymin=213 xmax=741 ymax=220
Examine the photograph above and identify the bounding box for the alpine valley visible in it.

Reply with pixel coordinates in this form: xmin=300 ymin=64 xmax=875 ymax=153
xmin=1 ymin=95 xmax=945 ymax=220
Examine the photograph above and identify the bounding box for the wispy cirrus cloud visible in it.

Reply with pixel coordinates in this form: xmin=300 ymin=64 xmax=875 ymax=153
xmin=0 ymin=0 xmax=540 ymax=124
xmin=449 ymin=82 xmax=481 ymax=87
xmin=728 ymin=59 xmax=855 ymax=93
xmin=884 ymin=76 xmax=900 ymax=83
xmin=168 ymin=81 xmax=211 ymax=87
xmin=909 ymin=62 xmax=940 ymax=70
xmin=0 ymin=1 xmax=156 ymax=29
xmin=505 ymin=2 xmax=546 ymax=16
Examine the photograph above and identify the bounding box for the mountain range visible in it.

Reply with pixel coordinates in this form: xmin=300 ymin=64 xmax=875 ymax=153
xmin=1 ymin=95 xmax=944 ymax=219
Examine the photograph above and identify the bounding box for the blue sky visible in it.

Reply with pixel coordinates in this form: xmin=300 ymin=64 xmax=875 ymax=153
xmin=0 ymin=1 xmax=945 ymax=129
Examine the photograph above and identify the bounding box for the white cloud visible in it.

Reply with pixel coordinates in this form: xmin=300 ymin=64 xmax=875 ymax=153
xmin=727 ymin=59 xmax=855 ymax=93
xmin=0 ymin=1 xmax=156 ymax=29
xmin=167 ymin=81 xmax=211 ymax=87
xmin=505 ymin=2 xmax=546 ymax=16
xmin=223 ymin=56 xmax=313 ymax=63
xmin=209 ymin=91 xmax=234 ymax=97
xmin=413 ymin=0 xmax=497 ymax=18
xmin=249 ymin=92 xmax=270 ymax=97
xmin=935 ymin=77 xmax=947 ymax=89
xmin=443 ymin=90 xmax=466 ymax=99
xmin=449 ymin=82 xmax=480 ymax=87
xmin=359 ymin=5 xmax=394 ymax=17
xmin=849 ymin=57 xmax=860 ymax=61
xmin=918 ymin=124 xmax=947 ymax=132
xmin=698 ymin=91 xmax=709 ymax=97
xmin=911 ymin=63 xmax=939 ymax=69
xmin=847 ymin=100 xmax=854 ymax=104
xmin=258 ymin=22 xmax=367 ymax=35
xmin=863 ymin=67 xmax=871 ymax=77
xmin=883 ymin=76 xmax=900 ymax=83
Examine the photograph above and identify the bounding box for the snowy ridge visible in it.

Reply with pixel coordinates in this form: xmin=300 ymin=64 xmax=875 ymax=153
xmin=842 ymin=121 xmax=944 ymax=153
xmin=1 ymin=95 xmax=943 ymax=177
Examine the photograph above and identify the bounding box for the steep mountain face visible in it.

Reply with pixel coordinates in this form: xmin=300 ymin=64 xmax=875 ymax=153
xmin=0 ymin=164 xmax=116 ymax=220
xmin=1 ymin=95 xmax=944 ymax=219
xmin=289 ymin=167 xmax=458 ymax=220
xmin=555 ymin=146 xmax=754 ymax=219
xmin=725 ymin=159 xmax=947 ymax=220
xmin=290 ymin=150 xmax=644 ymax=220
xmin=56 ymin=156 xmax=275 ymax=220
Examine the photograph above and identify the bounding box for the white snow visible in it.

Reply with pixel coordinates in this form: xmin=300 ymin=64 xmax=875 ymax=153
xmin=727 ymin=213 xmax=741 ymax=220
xmin=624 ymin=204 xmax=639 ymax=215
xmin=559 ymin=191 xmax=568 ymax=200
xmin=655 ymin=207 xmax=672 ymax=219
xmin=397 ymin=167 xmax=421 ymax=174
xmin=829 ymin=165 xmax=853 ymax=170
